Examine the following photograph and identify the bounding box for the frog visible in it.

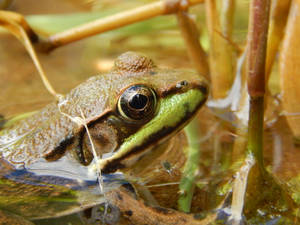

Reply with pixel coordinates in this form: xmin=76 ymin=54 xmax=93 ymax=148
xmin=0 ymin=51 xmax=208 ymax=224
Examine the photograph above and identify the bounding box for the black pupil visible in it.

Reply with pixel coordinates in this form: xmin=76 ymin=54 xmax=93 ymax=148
xmin=129 ymin=94 xmax=148 ymax=109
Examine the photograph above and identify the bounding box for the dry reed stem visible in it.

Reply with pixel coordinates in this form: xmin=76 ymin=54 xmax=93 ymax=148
xmin=205 ymin=0 xmax=235 ymax=99
xmin=265 ymin=0 xmax=291 ymax=79
xmin=38 ymin=0 xmax=204 ymax=52
xmin=177 ymin=11 xmax=209 ymax=79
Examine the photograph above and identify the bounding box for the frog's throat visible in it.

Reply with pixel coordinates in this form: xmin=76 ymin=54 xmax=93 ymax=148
xmin=98 ymin=88 xmax=206 ymax=173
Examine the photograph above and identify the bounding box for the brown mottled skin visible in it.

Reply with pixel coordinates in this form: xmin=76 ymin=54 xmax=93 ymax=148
xmin=0 ymin=52 xmax=208 ymax=224
xmin=106 ymin=186 xmax=216 ymax=225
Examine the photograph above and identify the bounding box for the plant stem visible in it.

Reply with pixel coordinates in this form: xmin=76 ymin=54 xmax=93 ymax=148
xmin=266 ymin=0 xmax=291 ymax=79
xmin=247 ymin=97 xmax=264 ymax=168
xmin=177 ymin=11 xmax=209 ymax=79
xmin=220 ymin=0 xmax=235 ymax=39
xmin=38 ymin=0 xmax=204 ymax=52
xmin=230 ymin=0 xmax=270 ymax=220
xmin=178 ymin=118 xmax=201 ymax=212
xmin=205 ymin=0 xmax=235 ymax=98
xmin=246 ymin=0 xmax=270 ymax=169
xmin=247 ymin=0 xmax=270 ymax=97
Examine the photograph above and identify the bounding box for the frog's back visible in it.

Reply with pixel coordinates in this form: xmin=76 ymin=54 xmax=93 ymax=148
xmin=0 ymin=74 xmax=115 ymax=167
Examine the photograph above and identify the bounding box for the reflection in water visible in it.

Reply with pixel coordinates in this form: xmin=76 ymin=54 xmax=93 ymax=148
xmin=272 ymin=132 xmax=282 ymax=173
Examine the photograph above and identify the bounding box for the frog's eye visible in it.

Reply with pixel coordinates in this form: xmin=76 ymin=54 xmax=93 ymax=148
xmin=118 ymin=85 xmax=157 ymax=121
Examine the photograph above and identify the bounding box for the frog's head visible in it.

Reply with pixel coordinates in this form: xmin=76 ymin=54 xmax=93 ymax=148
xmin=58 ymin=51 xmax=208 ymax=173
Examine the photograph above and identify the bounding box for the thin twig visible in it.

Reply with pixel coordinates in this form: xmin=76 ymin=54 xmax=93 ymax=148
xmin=0 ymin=10 xmax=61 ymax=100
xmin=57 ymin=102 xmax=105 ymax=195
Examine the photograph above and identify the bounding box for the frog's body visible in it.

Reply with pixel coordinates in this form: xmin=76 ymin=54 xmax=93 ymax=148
xmin=0 ymin=52 xmax=208 ymax=224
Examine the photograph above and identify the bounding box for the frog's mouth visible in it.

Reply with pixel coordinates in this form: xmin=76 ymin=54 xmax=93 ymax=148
xmin=98 ymin=87 xmax=207 ymax=174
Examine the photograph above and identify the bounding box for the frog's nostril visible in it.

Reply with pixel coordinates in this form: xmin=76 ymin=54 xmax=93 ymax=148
xmin=176 ymin=80 xmax=189 ymax=89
